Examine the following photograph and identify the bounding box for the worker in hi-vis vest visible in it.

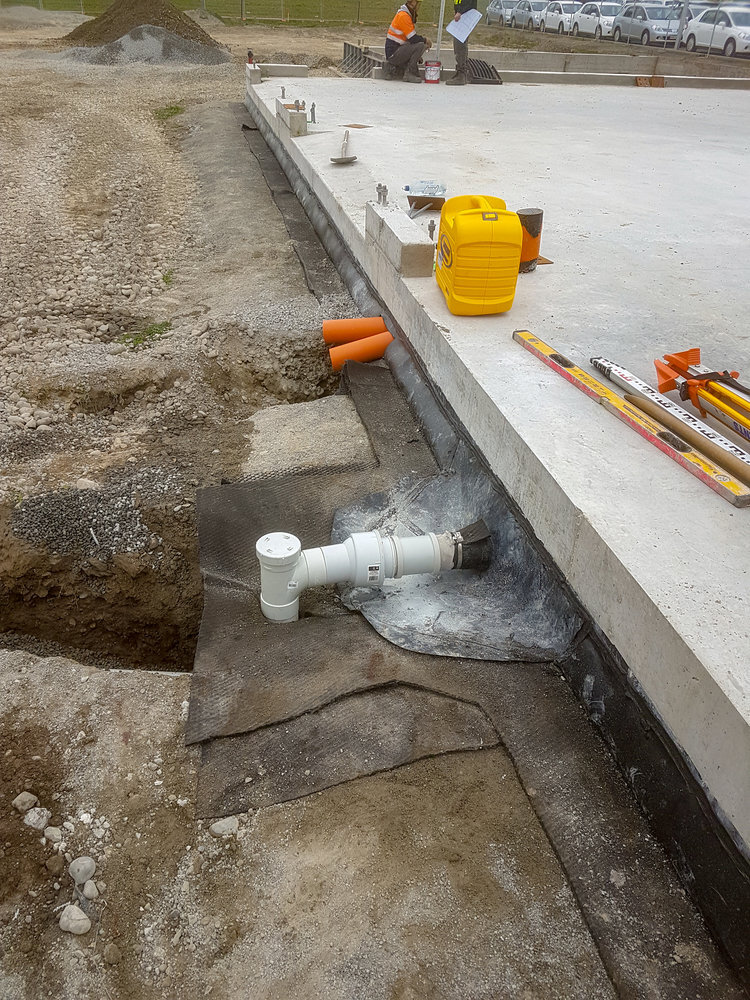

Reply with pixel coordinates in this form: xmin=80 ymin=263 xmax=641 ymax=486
xmin=446 ymin=0 xmax=477 ymax=85
xmin=384 ymin=0 xmax=432 ymax=84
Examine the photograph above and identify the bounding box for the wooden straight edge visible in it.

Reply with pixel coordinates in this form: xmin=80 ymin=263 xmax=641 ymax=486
xmin=512 ymin=330 xmax=750 ymax=508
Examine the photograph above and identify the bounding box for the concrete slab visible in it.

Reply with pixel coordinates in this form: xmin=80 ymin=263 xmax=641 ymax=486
xmin=243 ymin=395 xmax=377 ymax=479
xmin=245 ymin=77 xmax=750 ymax=862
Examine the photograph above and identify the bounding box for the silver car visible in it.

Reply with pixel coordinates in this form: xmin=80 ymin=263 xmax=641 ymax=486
xmin=612 ymin=3 xmax=680 ymax=43
xmin=510 ymin=0 xmax=550 ymax=28
xmin=485 ymin=0 xmax=518 ymax=24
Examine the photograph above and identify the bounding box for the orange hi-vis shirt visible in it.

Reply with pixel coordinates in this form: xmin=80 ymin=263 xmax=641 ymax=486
xmin=387 ymin=5 xmax=419 ymax=45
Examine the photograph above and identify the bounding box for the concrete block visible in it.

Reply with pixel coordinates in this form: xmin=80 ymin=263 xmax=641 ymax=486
xmin=245 ymin=64 xmax=262 ymax=85
xmin=260 ymin=64 xmax=308 ymax=77
xmin=275 ymin=98 xmax=307 ymax=138
xmin=365 ymin=202 xmax=435 ymax=278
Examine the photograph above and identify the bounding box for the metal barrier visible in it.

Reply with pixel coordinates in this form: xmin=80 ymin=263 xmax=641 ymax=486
xmin=340 ymin=40 xmax=382 ymax=75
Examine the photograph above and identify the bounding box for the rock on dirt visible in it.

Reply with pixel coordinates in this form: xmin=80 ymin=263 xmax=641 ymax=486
xmin=22 ymin=807 xmax=51 ymax=831
xmin=208 ymin=815 xmax=238 ymax=838
xmin=11 ymin=791 xmax=38 ymax=812
xmin=58 ymin=904 xmax=91 ymax=936
xmin=82 ymin=879 xmax=99 ymax=900
xmin=68 ymin=856 xmax=96 ymax=884
xmin=103 ymin=942 xmax=122 ymax=964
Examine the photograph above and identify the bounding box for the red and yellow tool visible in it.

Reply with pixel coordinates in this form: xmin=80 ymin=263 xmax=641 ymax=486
xmin=654 ymin=349 xmax=750 ymax=446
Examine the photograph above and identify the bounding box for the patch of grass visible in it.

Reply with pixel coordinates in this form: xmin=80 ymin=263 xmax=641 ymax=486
xmin=162 ymin=269 xmax=175 ymax=287
xmin=153 ymin=105 xmax=185 ymax=122
xmin=120 ymin=321 xmax=171 ymax=351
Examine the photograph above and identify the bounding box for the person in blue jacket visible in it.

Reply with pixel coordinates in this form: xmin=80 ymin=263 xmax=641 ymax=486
xmin=447 ymin=0 xmax=477 ymax=85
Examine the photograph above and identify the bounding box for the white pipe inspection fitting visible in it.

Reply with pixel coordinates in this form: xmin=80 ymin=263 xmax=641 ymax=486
xmin=256 ymin=529 xmax=460 ymax=624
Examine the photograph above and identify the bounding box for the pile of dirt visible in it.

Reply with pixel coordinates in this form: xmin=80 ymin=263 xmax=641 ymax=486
xmin=64 ymin=0 xmax=224 ymax=50
xmin=65 ymin=25 xmax=231 ymax=66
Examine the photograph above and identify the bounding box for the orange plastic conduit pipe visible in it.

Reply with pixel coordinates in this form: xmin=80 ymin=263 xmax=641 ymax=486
xmin=322 ymin=316 xmax=387 ymax=345
xmin=329 ymin=331 xmax=394 ymax=372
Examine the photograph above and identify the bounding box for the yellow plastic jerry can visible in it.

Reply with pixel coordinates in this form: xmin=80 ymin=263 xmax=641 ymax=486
xmin=435 ymin=195 xmax=523 ymax=316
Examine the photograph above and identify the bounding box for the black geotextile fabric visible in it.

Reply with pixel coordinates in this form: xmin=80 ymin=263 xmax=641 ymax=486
xmin=198 ymin=683 xmax=498 ymax=814
xmin=188 ymin=361 xmax=583 ymax=816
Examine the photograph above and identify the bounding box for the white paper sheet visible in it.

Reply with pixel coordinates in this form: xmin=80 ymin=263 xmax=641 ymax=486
xmin=445 ymin=8 xmax=483 ymax=43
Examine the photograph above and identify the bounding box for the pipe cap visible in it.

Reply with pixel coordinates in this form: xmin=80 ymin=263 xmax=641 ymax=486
xmin=256 ymin=532 xmax=302 ymax=567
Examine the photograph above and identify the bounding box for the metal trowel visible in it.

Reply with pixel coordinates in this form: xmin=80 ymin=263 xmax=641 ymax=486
xmin=330 ymin=130 xmax=357 ymax=165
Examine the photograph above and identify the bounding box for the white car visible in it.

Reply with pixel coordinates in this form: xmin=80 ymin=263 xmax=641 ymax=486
xmin=683 ymin=6 xmax=750 ymax=56
xmin=571 ymin=1 xmax=623 ymax=37
xmin=540 ymin=1 xmax=583 ymax=32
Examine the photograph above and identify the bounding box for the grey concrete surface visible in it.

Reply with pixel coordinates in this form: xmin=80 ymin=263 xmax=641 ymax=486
xmin=243 ymin=395 xmax=377 ymax=478
xmin=245 ymin=77 xmax=750 ymax=860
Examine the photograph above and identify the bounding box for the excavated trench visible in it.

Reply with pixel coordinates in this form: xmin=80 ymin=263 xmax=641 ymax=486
xmin=0 ymin=338 xmax=338 ymax=671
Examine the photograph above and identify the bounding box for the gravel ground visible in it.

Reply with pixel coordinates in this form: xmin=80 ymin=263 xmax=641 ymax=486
xmin=0 ymin=26 xmax=352 ymax=666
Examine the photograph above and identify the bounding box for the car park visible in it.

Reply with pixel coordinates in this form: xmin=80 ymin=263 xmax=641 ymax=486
xmin=683 ymin=5 xmax=750 ymax=55
xmin=510 ymin=0 xmax=550 ymax=28
xmin=485 ymin=0 xmax=518 ymax=24
xmin=540 ymin=1 xmax=583 ymax=33
xmin=570 ymin=2 xmax=623 ymax=38
xmin=611 ymin=4 xmax=680 ymax=43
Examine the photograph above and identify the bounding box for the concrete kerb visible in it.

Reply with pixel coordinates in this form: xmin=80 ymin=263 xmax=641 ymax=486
xmin=365 ymin=43 xmax=750 ymax=87
xmin=243 ymin=77 xmax=750 ymax=982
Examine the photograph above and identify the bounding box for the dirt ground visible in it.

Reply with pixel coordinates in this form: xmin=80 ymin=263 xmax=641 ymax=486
xmin=0 ymin=10 xmax=745 ymax=1000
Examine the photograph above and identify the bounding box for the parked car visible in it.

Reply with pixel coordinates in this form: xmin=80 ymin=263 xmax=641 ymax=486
xmin=663 ymin=0 xmax=711 ymax=19
xmin=540 ymin=1 xmax=583 ymax=32
xmin=683 ymin=5 xmax=750 ymax=55
xmin=612 ymin=4 xmax=680 ymax=43
xmin=571 ymin=2 xmax=623 ymax=38
xmin=510 ymin=0 xmax=550 ymax=28
xmin=485 ymin=0 xmax=518 ymax=24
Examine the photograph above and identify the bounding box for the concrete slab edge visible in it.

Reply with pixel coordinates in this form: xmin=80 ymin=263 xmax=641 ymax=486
xmin=243 ymin=83 xmax=750 ymax=988
xmin=359 ymin=43 xmax=750 ymax=89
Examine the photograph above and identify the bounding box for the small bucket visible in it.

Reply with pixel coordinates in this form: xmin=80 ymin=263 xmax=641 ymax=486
xmin=424 ymin=60 xmax=441 ymax=83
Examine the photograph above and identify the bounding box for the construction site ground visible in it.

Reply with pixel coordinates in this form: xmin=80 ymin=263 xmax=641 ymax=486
xmin=0 ymin=9 xmax=747 ymax=1000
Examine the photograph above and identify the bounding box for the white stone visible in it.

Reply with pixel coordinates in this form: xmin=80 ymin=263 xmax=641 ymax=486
xmin=23 ymin=807 xmax=51 ymax=831
xmin=82 ymin=880 xmax=99 ymax=900
xmin=68 ymin=856 xmax=96 ymax=884
xmin=59 ymin=904 xmax=91 ymax=936
xmin=44 ymin=826 xmax=63 ymax=843
xmin=208 ymin=816 xmax=239 ymax=838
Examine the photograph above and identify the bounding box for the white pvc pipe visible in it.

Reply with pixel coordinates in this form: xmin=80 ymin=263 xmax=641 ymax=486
xmin=256 ymin=529 xmax=452 ymax=623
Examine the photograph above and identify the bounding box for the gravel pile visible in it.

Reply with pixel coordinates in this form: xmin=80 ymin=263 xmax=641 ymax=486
xmin=65 ymin=25 xmax=232 ymax=66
